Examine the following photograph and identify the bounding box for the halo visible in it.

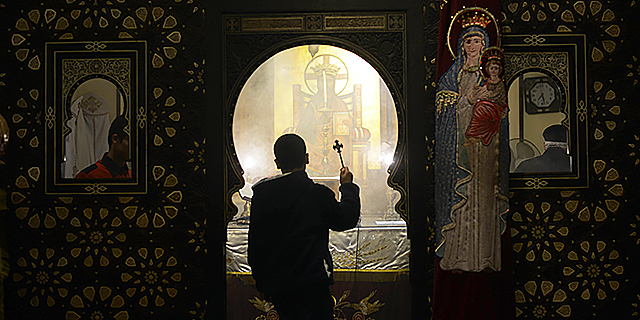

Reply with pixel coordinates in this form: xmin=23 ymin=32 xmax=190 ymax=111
xmin=447 ymin=7 xmax=500 ymax=59
xmin=304 ymin=54 xmax=349 ymax=95
xmin=480 ymin=47 xmax=505 ymax=81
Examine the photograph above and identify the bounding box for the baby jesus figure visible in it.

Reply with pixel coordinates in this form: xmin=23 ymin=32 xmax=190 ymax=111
xmin=464 ymin=47 xmax=508 ymax=147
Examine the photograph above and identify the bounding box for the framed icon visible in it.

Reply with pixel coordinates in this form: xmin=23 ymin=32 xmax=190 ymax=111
xmin=44 ymin=41 xmax=148 ymax=195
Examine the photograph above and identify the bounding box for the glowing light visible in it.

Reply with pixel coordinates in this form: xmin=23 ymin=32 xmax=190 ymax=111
xmin=243 ymin=156 xmax=257 ymax=170
xmin=383 ymin=152 xmax=394 ymax=167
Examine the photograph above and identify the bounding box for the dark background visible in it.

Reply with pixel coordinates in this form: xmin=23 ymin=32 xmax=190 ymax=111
xmin=0 ymin=0 xmax=638 ymax=319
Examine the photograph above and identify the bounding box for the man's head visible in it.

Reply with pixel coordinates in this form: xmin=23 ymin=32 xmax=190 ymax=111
xmin=107 ymin=116 xmax=130 ymax=163
xmin=543 ymin=124 xmax=569 ymax=153
xmin=274 ymin=133 xmax=308 ymax=172
xmin=543 ymin=124 xmax=568 ymax=143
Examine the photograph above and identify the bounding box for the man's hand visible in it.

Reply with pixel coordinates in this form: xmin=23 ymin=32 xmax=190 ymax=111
xmin=340 ymin=166 xmax=353 ymax=184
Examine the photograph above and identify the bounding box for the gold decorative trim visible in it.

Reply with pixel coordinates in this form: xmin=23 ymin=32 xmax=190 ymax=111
xmin=504 ymin=52 xmax=569 ymax=91
xmin=324 ymin=15 xmax=386 ymax=31
xmin=242 ymin=17 xmax=304 ymax=32
xmin=524 ymin=34 xmax=546 ymax=46
xmin=61 ymin=58 xmax=131 ymax=126
xmin=85 ymin=41 xmax=107 ymax=52
xmin=227 ymin=13 xmax=404 ymax=33
xmin=525 ymin=178 xmax=549 ymax=189
xmin=85 ymin=183 xmax=107 ymax=194
xmin=137 ymin=106 xmax=146 ymax=129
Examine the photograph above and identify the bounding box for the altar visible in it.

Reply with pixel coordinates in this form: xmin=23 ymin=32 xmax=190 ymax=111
xmin=226 ymin=43 xmax=412 ymax=319
xmin=226 ymin=225 xmax=410 ymax=319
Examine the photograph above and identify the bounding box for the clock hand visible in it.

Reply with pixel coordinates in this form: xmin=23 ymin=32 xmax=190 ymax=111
xmin=538 ymin=92 xmax=545 ymax=104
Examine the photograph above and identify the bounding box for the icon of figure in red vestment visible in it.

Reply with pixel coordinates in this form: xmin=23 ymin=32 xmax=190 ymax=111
xmin=464 ymin=47 xmax=508 ymax=147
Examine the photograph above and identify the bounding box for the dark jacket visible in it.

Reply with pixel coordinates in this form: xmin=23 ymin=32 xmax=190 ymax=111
xmin=248 ymin=170 xmax=360 ymax=296
xmin=514 ymin=147 xmax=571 ymax=173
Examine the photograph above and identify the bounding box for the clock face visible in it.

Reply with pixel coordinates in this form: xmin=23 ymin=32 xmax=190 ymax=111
xmin=530 ymin=82 xmax=556 ymax=108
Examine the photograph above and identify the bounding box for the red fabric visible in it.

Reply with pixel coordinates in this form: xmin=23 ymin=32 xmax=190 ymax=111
xmin=465 ymin=100 xmax=506 ymax=145
xmin=433 ymin=224 xmax=516 ymax=320
xmin=75 ymin=160 xmax=131 ymax=179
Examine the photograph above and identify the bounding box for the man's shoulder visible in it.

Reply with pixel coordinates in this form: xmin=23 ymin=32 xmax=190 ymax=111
xmin=252 ymin=173 xmax=291 ymax=189
xmin=75 ymin=162 xmax=108 ymax=179
xmin=80 ymin=163 xmax=101 ymax=174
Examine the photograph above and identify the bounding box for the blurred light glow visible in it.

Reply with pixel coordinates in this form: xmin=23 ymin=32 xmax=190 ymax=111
xmin=383 ymin=153 xmax=394 ymax=167
xmin=243 ymin=156 xmax=257 ymax=170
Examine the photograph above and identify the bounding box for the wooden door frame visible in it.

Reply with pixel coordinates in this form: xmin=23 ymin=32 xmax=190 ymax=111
xmin=208 ymin=1 xmax=428 ymax=318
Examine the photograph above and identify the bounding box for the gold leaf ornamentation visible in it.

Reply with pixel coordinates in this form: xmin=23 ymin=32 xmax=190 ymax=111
xmin=601 ymin=9 xmax=615 ymax=22
xmin=537 ymin=10 xmax=547 ymax=22
xmin=44 ymin=9 xmax=56 ymax=23
xmin=11 ymin=34 xmax=26 ymax=46
xmin=164 ymin=206 xmax=178 ymax=219
xmin=592 ymin=48 xmax=604 ymax=62
xmin=99 ymin=17 xmax=109 ymax=28
xmin=608 ymin=184 xmax=624 ymax=197
xmin=153 ymin=166 xmax=165 ymax=181
xmin=163 ymin=46 xmax=178 ymax=59
xmin=167 ymin=31 xmax=182 ymax=43
xmin=561 ymin=10 xmax=575 ymax=23
xmin=16 ymin=18 xmax=29 ymax=31
xmin=594 ymin=81 xmax=603 ymax=92
xmin=55 ymin=17 xmax=69 ymax=30
xmin=29 ymin=136 xmax=39 ymax=148
xmin=152 ymin=7 xmax=165 ymax=21
xmin=163 ymin=15 xmax=177 ymax=29
xmin=123 ymin=16 xmax=137 ymax=29
xmin=152 ymin=53 xmax=164 ymax=68
xmin=15 ymin=49 xmax=29 ymax=62
xmin=602 ymin=40 xmax=616 ymax=53
xmin=594 ymin=128 xmax=604 ymax=140
xmin=153 ymin=213 xmax=165 ymax=228
xmin=137 ymin=213 xmax=149 ymax=228
xmin=153 ymin=87 xmax=163 ymax=99
xmin=164 ymin=174 xmax=178 ymax=188
xmin=169 ymin=112 xmax=181 ymax=121
xmin=590 ymin=1 xmax=603 ymax=15
xmin=167 ymin=191 xmax=183 ymax=203
xmin=28 ymin=55 xmax=41 ymax=70
xmin=16 ymin=175 xmax=29 ymax=188
xmin=136 ymin=7 xmax=148 ymax=21
xmin=605 ymin=25 xmax=620 ymax=37
xmin=154 ymin=135 xmax=164 ymax=146
xmin=573 ymin=1 xmax=586 ymax=15
xmin=605 ymin=168 xmax=619 ymax=181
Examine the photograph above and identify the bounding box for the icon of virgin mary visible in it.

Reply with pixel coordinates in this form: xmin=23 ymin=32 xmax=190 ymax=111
xmin=434 ymin=7 xmax=509 ymax=273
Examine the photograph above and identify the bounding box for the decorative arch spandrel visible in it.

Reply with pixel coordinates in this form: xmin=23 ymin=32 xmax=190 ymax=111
xmin=223 ymin=13 xmax=410 ymax=224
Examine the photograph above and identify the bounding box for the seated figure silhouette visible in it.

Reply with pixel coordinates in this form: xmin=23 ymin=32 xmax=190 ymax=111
xmin=515 ymin=124 xmax=571 ymax=173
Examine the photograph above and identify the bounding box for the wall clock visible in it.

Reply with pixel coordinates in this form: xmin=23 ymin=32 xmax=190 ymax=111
xmin=522 ymin=75 xmax=563 ymax=114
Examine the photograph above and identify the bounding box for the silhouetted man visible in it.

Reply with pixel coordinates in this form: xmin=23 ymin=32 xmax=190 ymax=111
xmin=248 ymin=133 xmax=360 ymax=320
xmin=515 ymin=124 xmax=571 ymax=173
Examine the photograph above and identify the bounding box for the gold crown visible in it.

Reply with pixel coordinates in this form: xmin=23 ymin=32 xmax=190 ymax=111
xmin=311 ymin=62 xmax=340 ymax=76
xmin=457 ymin=10 xmax=492 ymax=29
xmin=482 ymin=47 xmax=503 ymax=61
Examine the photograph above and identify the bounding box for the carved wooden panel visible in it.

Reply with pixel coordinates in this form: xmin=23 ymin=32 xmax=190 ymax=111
xmin=0 ymin=1 xmax=208 ymax=319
